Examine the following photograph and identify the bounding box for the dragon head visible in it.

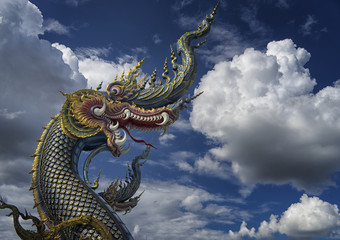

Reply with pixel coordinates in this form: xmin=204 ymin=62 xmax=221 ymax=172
xmin=60 ymin=88 xmax=178 ymax=157
xmin=60 ymin=2 xmax=218 ymax=156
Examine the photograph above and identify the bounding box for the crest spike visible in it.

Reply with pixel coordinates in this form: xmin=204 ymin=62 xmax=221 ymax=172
xmin=134 ymin=57 xmax=145 ymax=71
xmin=59 ymin=90 xmax=71 ymax=100
xmin=162 ymin=57 xmax=171 ymax=83
xmin=139 ymin=74 xmax=147 ymax=84
xmin=120 ymin=71 xmax=125 ymax=81
xmin=96 ymin=81 xmax=103 ymax=91
xmin=139 ymin=77 xmax=148 ymax=91
xmin=212 ymin=1 xmax=220 ymax=17
xmin=170 ymin=45 xmax=178 ymax=72
xmin=148 ymin=68 xmax=157 ymax=87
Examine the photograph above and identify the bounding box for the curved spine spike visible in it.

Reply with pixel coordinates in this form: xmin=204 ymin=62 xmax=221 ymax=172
xmin=151 ymin=68 xmax=157 ymax=81
xmin=162 ymin=57 xmax=171 ymax=83
xmin=133 ymin=58 xmax=145 ymax=71
xmin=120 ymin=71 xmax=125 ymax=81
xmin=96 ymin=81 xmax=103 ymax=91
xmin=170 ymin=44 xmax=178 ymax=81
xmin=211 ymin=1 xmax=220 ymax=17
xmin=192 ymin=39 xmax=207 ymax=49
xmin=83 ymin=145 xmax=111 ymax=190
xmin=138 ymin=74 xmax=147 ymax=85
xmin=59 ymin=90 xmax=71 ymax=101
xmin=148 ymin=68 xmax=157 ymax=87
xmin=92 ymin=169 xmax=102 ymax=190
xmin=139 ymin=77 xmax=148 ymax=91
xmin=170 ymin=45 xmax=178 ymax=66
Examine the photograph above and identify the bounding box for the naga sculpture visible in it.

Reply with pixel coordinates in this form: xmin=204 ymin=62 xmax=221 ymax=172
xmin=1 ymin=2 xmax=218 ymax=239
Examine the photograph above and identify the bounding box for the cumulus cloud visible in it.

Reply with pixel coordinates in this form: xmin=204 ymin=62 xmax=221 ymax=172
xmin=229 ymin=194 xmax=340 ymax=239
xmin=0 ymin=0 xmax=88 ymax=187
xmin=159 ymin=133 xmax=176 ymax=146
xmin=120 ymin=180 xmax=244 ymax=240
xmin=190 ymin=38 xmax=340 ymax=192
xmin=58 ymin=44 xmax=139 ymax=89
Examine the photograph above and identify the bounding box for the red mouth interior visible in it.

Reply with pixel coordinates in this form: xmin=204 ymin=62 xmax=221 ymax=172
xmin=120 ymin=125 xmax=157 ymax=149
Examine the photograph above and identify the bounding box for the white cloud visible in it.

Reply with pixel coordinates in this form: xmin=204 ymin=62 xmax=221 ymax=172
xmin=228 ymin=194 xmax=340 ymax=239
xmin=190 ymin=38 xmax=340 ymax=192
xmin=171 ymin=117 xmax=193 ymax=132
xmin=0 ymin=108 xmax=25 ymax=120
xmin=194 ymin=152 xmax=233 ymax=180
xmin=301 ymin=15 xmax=317 ymax=36
xmin=53 ymin=43 xmax=142 ymax=91
xmin=0 ymin=0 xmax=43 ymax=36
xmin=171 ymin=148 xmax=233 ymax=180
xmin=43 ymin=18 xmax=71 ymax=35
xmin=66 ymin=45 xmax=145 ymax=91
xmin=120 ymin=180 xmax=241 ymax=240
xmin=75 ymin=46 xmax=111 ymax=58
xmin=0 ymin=0 xmax=87 ymax=187
xmin=159 ymin=133 xmax=176 ymax=145
xmin=78 ymin=53 xmax=139 ymax=90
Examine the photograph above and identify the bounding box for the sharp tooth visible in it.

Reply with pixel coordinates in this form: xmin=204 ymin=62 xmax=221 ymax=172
xmin=160 ymin=126 xmax=169 ymax=136
xmin=156 ymin=112 xmax=169 ymax=125
xmin=115 ymin=130 xmax=127 ymax=146
xmin=123 ymin=109 xmax=131 ymax=120
xmin=109 ymin=121 xmax=119 ymax=130
xmin=93 ymin=101 xmax=106 ymax=116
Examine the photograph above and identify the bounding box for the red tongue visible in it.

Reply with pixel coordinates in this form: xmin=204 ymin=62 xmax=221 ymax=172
xmin=121 ymin=126 xmax=157 ymax=149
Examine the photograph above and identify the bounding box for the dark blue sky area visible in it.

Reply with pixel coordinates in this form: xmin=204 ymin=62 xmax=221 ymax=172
xmin=1 ymin=0 xmax=340 ymax=239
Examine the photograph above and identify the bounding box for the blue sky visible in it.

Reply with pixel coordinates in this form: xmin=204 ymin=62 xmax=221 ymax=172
xmin=1 ymin=0 xmax=340 ymax=239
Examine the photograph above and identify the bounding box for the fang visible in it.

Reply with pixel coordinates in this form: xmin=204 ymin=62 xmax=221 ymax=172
xmin=156 ymin=112 xmax=169 ymax=125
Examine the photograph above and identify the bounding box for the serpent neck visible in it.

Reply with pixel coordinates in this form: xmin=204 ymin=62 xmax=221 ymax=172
xmin=31 ymin=114 xmax=133 ymax=239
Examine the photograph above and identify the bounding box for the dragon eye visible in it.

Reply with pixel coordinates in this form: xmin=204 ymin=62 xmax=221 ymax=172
xmin=110 ymin=85 xmax=122 ymax=96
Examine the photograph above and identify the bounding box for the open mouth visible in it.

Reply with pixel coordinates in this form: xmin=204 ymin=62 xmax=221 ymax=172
xmin=92 ymin=102 xmax=175 ymax=156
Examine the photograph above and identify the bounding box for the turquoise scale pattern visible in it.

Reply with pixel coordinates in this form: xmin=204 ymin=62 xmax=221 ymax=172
xmin=35 ymin=115 xmax=131 ymax=239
